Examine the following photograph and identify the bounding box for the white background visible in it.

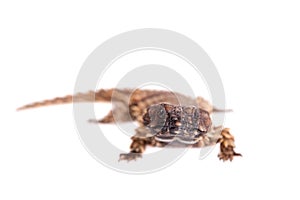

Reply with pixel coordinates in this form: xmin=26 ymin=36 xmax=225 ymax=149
xmin=1 ymin=1 xmax=300 ymax=199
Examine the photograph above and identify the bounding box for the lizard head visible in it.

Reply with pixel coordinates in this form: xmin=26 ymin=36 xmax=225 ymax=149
xmin=143 ymin=103 xmax=212 ymax=144
xmin=143 ymin=104 xmax=168 ymax=128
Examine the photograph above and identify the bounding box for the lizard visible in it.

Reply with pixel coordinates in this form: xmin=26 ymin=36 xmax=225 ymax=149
xmin=17 ymin=88 xmax=241 ymax=161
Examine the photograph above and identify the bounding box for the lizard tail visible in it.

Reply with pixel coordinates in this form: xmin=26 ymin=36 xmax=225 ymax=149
xmin=16 ymin=89 xmax=114 ymax=111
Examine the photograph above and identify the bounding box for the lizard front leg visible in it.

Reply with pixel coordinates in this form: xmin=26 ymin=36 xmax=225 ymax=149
xmin=193 ymin=127 xmax=242 ymax=161
xmin=119 ymin=137 xmax=146 ymax=161
xmin=119 ymin=127 xmax=156 ymax=162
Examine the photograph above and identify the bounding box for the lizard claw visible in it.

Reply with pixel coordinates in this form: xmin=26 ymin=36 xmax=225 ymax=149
xmin=218 ymin=147 xmax=242 ymax=161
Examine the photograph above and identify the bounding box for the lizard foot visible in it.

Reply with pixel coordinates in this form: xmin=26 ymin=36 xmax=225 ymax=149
xmin=217 ymin=128 xmax=242 ymax=161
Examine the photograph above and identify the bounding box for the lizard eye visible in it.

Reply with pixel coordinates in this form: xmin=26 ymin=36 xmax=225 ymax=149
xmin=158 ymin=108 xmax=165 ymax=118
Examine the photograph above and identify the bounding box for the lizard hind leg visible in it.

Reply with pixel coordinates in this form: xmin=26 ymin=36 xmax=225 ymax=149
xmin=88 ymin=108 xmax=134 ymax=124
xmin=88 ymin=110 xmax=115 ymax=124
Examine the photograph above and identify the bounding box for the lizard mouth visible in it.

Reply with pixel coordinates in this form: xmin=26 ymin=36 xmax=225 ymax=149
xmin=155 ymin=134 xmax=203 ymax=145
